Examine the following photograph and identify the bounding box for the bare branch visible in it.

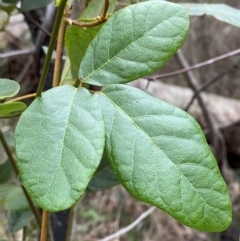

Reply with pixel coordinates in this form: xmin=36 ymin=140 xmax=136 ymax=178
xmin=16 ymin=7 xmax=52 ymax=37
xmin=185 ymin=59 xmax=240 ymax=111
xmin=0 ymin=47 xmax=35 ymax=58
xmin=98 ymin=207 xmax=156 ymax=241
xmin=149 ymin=48 xmax=240 ymax=80
xmin=175 ymin=50 xmax=220 ymax=157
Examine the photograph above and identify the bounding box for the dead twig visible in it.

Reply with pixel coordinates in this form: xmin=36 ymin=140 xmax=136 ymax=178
xmin=149 ymin=48 xmax=240 ymax=81
xmin=98 ymin=207 xmax=155 ymax=241
xmin=175 ymin=50 xmax=221 ymax=159
xmin=185 ymin=59 xmax=240 ymax=111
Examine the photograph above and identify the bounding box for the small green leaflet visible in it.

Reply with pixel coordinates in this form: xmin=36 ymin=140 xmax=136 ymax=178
xmin=0 ymin=78 xmax=20 ymax=100
xmin=0 ymin=102 xmax=27 ymax=116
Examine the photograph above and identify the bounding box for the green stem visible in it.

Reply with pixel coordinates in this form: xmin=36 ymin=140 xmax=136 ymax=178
xmin=35 ymin=0 xmax=68 ymax=97
xmin=0 ymin=130 xmax=19 ymax=175
xmin=0 ymin=130 xmax=41 ymax=228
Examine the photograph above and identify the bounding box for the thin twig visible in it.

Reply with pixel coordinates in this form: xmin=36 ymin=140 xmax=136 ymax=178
xmin=175 ymin=50 xmax=220 ymax=153
xmin=33 ymin=2 xmax=56 ymax=74
xmin=149 ymin=48 xmax=240 ymax=80
xmin=35 ymin=0 xmax=68 ymax=97
xmin=0 ymin=130 xmax=19 ymax=175
xmin=6 ymin=93 xmax=36 ymax=103
xmin=0 ymin=130 xmax=41 ymax=228
xmin=65 ymin=18 xmax=107 ymax=28
xmin=40 ymin=210 xmax=49 ymax=241
xmin=65 ymin=0 xmax=109 ymax=28
xmin=16 ymin=7 xmax=51 ymax=37
xmin=0 ymin=47 xmax=35 ymax=59
xmin=17 ymin=56 xmax=33 ymax=84
xmin=98 ymin=207 xmax=155 ymax=241
xmin=53 ymin=18 xmax=67 ymax=87
xmin=102 ymin=0 xmax=109 ymax=20
xmin=185 ymin=59 xmax=240 ymax=111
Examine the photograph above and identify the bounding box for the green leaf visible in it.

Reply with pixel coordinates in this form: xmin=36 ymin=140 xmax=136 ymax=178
xmin=6 ymin=188 xmax=29 ymax=211
xmin=87 ymin=154 xmax=119 ymax=192
xmin=65 ymin=24 xmax=103 ymax=80
xmin=79 ymin=1 xmax=189 ymax=86
xmin=21 ymin=0 xmax=53 ymax=11
xmin=182 ymin=3 xmax=240 ymax=28
xmin=0 ymin=160 xmax=12 ymax=184
xmin=15 ymin=86 xmax=105 ymax=212
xmin=81 ymin=0 xmax=117 ymax=18
xmin=8 ymin=210 xmax=32 ymax=233
xmin=95 ymin=84 xmax=232 ymax=232
xmin=0 ymin=102 xmax=27 ymax=116
xmin=0 ymin=79 xmax=20 ymax=100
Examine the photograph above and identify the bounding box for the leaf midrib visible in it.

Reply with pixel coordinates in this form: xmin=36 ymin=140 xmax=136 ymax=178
xmin=46 ymin=88 xmax=77 ymax=196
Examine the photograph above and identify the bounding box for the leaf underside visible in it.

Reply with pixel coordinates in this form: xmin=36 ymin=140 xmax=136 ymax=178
xmin=95 ymin=84 xmax=232 ymax=232
xmin=15 ymin=86 xmax=105 ymax=211
xmin=79 ymin=1 xmax=189 ymax=86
